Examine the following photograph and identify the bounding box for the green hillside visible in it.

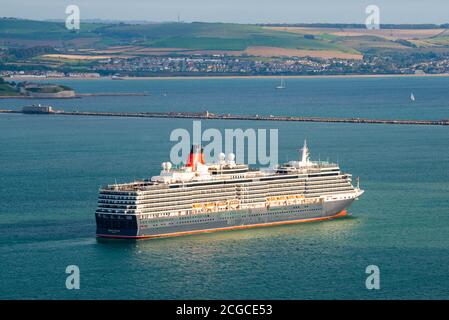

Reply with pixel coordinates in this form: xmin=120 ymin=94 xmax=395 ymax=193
xmin=2 ymin=18 xmax=449 ymax=55
xmin=3 ymin=18 xmax=449 ymax=76
xmin=0 ymin=18 xmax=100 ymax=41
xmin=0 ymin=18 xmax=352 ymax=53
xmin=0 ymin=78 xmax=19 ymax=96
xmin=96 ymin=22 xmax=346 ymax=51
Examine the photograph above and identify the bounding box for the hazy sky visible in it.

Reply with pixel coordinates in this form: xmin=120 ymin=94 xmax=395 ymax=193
xmin=1 ymin=0 xmax=448 ymax=24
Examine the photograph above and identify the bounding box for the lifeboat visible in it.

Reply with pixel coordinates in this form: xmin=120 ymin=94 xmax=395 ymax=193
xmin=217 ymin=202 xmax=227 ymax=209
xmin=205 ymin=203 xmax=216 ymax=210
xmin=228 ymin=199 xmax=240 ymax=209
xmin=192 ymin=203 xmax=203 ymax=209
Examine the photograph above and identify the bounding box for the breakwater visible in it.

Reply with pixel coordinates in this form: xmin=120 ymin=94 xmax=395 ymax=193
xmin=1 ymin=109 xmax=448 ymax=126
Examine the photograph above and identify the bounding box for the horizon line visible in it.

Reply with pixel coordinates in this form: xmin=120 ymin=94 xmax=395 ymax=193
xmin=2 ymin=16 xmax=449 ymax=26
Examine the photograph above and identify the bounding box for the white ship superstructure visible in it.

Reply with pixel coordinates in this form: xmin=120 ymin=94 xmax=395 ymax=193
xmin=95 ymin=142 xmax=364 ymax=239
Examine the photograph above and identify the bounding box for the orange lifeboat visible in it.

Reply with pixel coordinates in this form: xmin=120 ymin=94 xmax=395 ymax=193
xmin=228 ymin=199 xmax=240 ymax=209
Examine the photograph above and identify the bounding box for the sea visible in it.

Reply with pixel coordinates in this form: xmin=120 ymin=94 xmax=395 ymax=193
xmin=1 ymin=76 xmax=449 ymax=299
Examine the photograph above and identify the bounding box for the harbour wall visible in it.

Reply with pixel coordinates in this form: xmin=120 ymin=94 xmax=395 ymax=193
xmin=1 ymin=109 xmax=448 ymax=126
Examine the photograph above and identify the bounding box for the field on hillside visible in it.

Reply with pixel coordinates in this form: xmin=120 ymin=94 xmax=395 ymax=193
xmin=244 ymin=46 xmax=363 ymax=59
xmin=267 ymin=26 xmax=449 ymax=52
xmin=268 ymin=26 xmax=447 ymax=39
xmin=2 ymin=18 xmax=449 ymax=64
xmin=0 ymin=18 xmax=355 ymax=59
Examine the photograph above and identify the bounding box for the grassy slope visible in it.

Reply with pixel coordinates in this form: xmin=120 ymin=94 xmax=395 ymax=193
xmin=0 ymin=19 xmax=353 ymax=53
xmin=0 ymin=82 xmax=19 ymax=96
xmin=5 ymin=18 xmax=448 ymax=57
xmin=271 ymin=26 xmax=449 ymax=54
xmin=98 ymin=22 xmax=347 ymax=51
xmin=333 ymin=35 xmax=410 ymax=51
xmin=0 ymin=18 xmax=101 ymax=41
xmin=26 ymin=85 xmax=71 ymax=93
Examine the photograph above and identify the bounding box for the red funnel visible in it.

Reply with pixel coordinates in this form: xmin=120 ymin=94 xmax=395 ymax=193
xmin=186 ymin=145 xmax=205 ymax=169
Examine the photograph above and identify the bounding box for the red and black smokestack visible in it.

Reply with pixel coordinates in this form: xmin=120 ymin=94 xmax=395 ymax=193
xmin=186 ymin=145 xmax=205 ymax=170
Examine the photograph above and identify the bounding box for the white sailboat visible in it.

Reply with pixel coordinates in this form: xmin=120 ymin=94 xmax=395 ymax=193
xmin=276 ymin=77 xmax=286 ymax=89
xmin=410 ymin=93 xmax=415 ymax=101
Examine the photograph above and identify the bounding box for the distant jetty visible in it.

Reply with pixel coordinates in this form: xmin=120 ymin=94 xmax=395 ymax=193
xmin=76 ymin=92 xmax=149 ymax=97
xmin=0 ymin=92 xmax=150 ymax=99
xmin=1 ymin=108 xmax=448 ymax=126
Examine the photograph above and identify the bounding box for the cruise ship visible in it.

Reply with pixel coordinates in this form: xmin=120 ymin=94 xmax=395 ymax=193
xmin=95 ymin=142 xmax=364 ymax=239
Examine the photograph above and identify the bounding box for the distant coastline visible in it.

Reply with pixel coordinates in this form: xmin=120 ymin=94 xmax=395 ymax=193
xmin=0 ymin=77 xmax=149 ymax=98
xmin=0 ymin=92 xmax=149 ymax=99
xmin=7 ymin=73 xmax=449 ymax=81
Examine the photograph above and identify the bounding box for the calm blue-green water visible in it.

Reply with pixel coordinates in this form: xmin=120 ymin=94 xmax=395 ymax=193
xmin=2 ymin=76 xmax=449 ymax=120
xmin=1 ymin=77 xmax=449 ymax=299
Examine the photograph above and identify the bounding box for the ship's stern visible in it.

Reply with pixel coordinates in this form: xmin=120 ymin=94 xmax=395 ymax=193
xmin=95 ymin=213 xmax=139 ymax=239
